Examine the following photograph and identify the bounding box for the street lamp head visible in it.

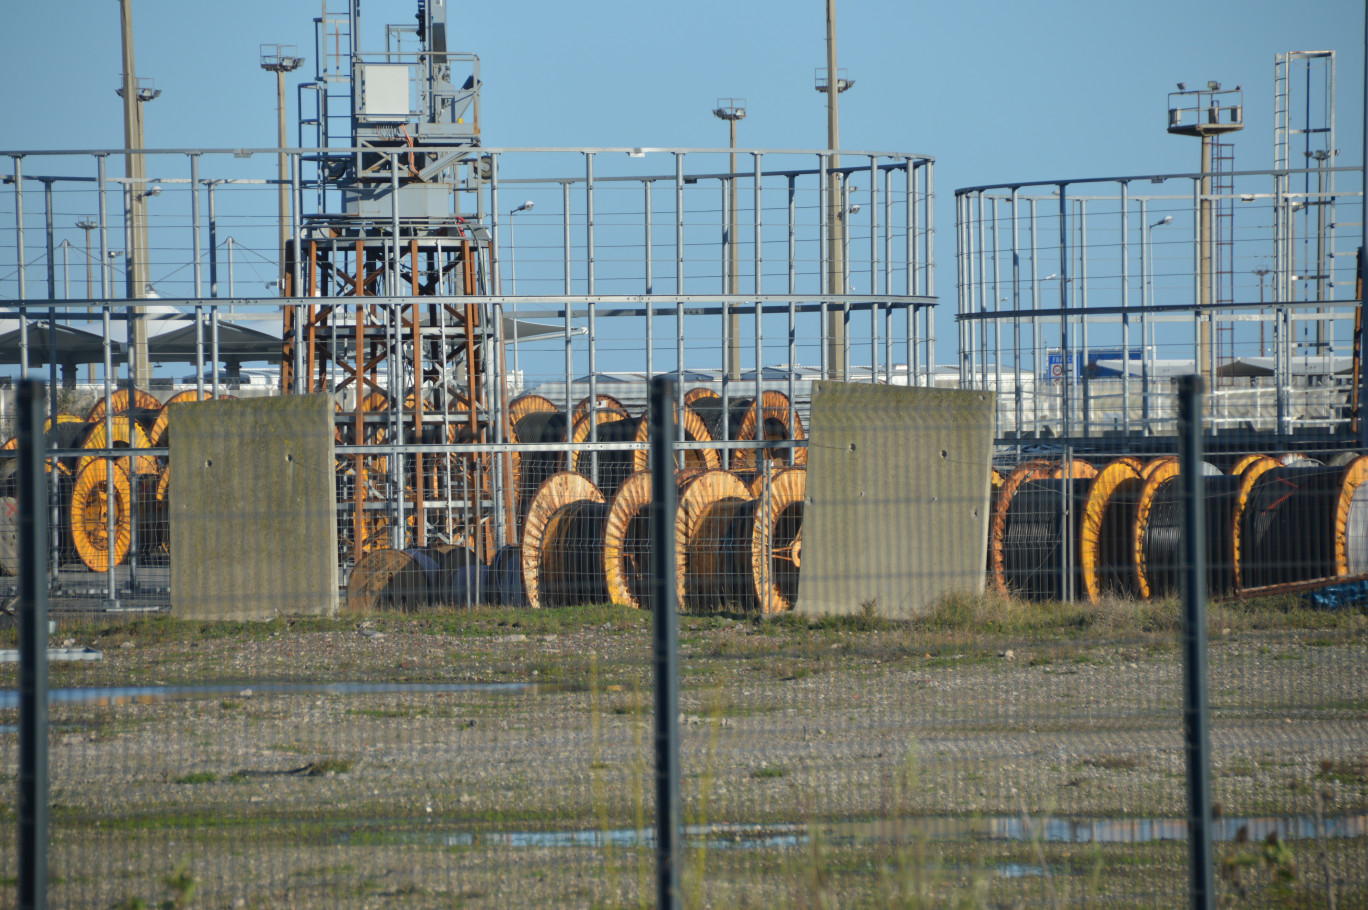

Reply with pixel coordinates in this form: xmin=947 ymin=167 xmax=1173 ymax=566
xmin=76 ymin=219 xmax=99 ymax=231
xmin=511 ymin=200 xmax=534 ymax=215
xmin=141 ymin=184 xmax=162 ymax=199
xmin=1152 ymin=215 xmax=1173 ymax=228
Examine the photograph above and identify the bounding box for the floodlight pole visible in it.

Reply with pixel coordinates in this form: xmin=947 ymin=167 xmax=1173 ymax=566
xmin=819 ymin=0 xmax=852 ymax=380
xmin=713 ymin=100 xmax=747 ymax=380
xmin=118 ymin=0 xmax=158 ymax=389
xmin=261 ymin=46 xmax=304 ymax=295
xmin=508 ymin=200 xmax=534 ymax=393
xmin=77 ymin=219 xmax=98 ymax=381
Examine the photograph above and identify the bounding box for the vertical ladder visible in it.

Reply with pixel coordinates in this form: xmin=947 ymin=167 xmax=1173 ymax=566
xmin=1213 ymin=140 xmax=1236 ymax=378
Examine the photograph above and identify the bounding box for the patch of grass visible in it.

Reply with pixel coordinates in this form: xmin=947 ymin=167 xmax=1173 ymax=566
xmin=1317 ymin=756 xmax=1368 ymax=786
xmin=752 ymin=765 xmax=788 ymax=780
xmin=310 ymin=757 xmax=354 ymax=775
xmin=173 ymin=771 xmax=218 ymax=785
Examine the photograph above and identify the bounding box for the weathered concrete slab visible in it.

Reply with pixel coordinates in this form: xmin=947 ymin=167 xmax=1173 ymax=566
xmin=169 ymin=395 xmax=337 ymax=619
xmin=798 ymin=382 xmax=994 ymax=619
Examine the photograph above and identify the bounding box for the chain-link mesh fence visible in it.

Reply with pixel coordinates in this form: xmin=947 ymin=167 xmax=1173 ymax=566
xmin=3 ymin=379 xmax=1368 ymax=908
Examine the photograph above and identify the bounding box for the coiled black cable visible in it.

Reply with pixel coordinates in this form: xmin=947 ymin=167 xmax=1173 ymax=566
xmin=1141 ymin=474 xmax=1242 ymax=598
xmin=1001 ymin=479 xmax=1090 ymax=600
xmin=1239 ymin=466 xmax=1345 ymax=590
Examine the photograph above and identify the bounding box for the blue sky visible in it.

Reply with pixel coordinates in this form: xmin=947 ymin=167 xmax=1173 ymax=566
xmin=1 ymin=0 xmax=1363 ymax=368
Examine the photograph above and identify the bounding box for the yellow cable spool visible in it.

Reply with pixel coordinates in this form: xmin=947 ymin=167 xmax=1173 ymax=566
xmin=148 ymin=389 xmax=218 ymax=447
xmin=750 ymin=467 xmax=806 ymax=614
xmin=0 ymin=414 xmax=83 ymax=475
xmin=520 ymin=472 xmax=606 ymax=609
xmin=1229 ymin=456 xmax=1280 ymax=592
xmin=85 ymin=388 xmax=162 ymax=426
xmin=603 ymin=470 xmax=655 ymax=608
xmin=728 ymin=390 xmax=808 ymax=472
xmin=630 ymin=404 xmax=721 ymax=474
xmin=674 ymin=469 xmax=753 ymax=612
xmin=569 ymin=409 xmax=640 ymax=500
xmin=1332 ymin=455 xmax=1368 ymax=576
xmin=988 ymin=459 xmax=1059 ymax=594
xmin=70 ymin=459 xmax=132 ymax=572
xmin=1079 ymin=458 xmax=1144 ymax=603
xmin=573 ymin=393 xmax=629 ymax=424
xmin=77 ymin=419 xmax=158 ymax=477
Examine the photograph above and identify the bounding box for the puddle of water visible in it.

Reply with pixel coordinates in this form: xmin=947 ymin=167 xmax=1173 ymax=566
xmin=997 ymin=863 xmax=1045 ymax=878
xmin=359 ymin=813 xmax=1368 ymax=852
xmin=0 ymin=680 xmax=533 ymax=709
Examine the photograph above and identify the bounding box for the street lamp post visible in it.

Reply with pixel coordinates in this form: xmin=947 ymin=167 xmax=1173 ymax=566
xmin=260 ymin=45 xmax=305 ymax=294
xmin=75 ymin=220 xmax=97 ymax=301
xmin=1142 ymin=213 xmax=1173 ymax=432
xmin=508 ymin=200 xmax=533 ymax=393
xmin=1254 ymin=267 xmax=1271 ymax=355
xmin=712 ymin=99 xmax=746 ymax=381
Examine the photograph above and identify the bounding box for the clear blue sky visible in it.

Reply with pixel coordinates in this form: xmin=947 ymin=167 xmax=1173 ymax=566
xmin=2 ymin=0 xmax=1364 ymax=368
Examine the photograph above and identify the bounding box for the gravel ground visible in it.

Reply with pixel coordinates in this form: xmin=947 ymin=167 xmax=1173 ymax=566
xmin=0 ymin=616 xmax=1365 ymax=908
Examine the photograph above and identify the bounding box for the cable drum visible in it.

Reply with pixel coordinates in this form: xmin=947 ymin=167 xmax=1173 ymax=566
xmin=1237 ymin=458 xmax=1368 ymax=591
xmin=1345 ymin=481 xmax=1368 ymax=574
xmin=1137 ymin=474 xmax=1243 ymax=599
xmin=989 ymin=459 xmax=1096 ymax=598
xmin=510 ymin=409 xmax=568 ymax=508
xmin=1078 ymin=458 xmax=1145 ymax=602
xmin=520 ymin=472 xmax=607 ymax=609
xmin=570 ymin=410 xmax=641 ymax=500
xmin=1000 ymin=478 xmax=1091 ymax=600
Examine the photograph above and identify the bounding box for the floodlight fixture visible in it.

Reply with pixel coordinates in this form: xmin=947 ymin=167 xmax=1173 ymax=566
xmin=712 ymin=98 xmax=747 ymax=122
xmin=814 ymin=68 xmax=854 ymax=93
xmin=260 ymin=44 xmax=305 ymax=73
xmin=116 ymin=75 xmax=161 ymax=102
xmin=1207 ymin=81 xmax=1221 ymax=91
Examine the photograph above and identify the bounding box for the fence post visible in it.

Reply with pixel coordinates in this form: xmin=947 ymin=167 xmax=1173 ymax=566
xmin=648 ymin=376 xmax=681 ymax=910
xmin=1178 ymin=374 xmax=1213 ymax=909
xmin=17 ymin=379 xmax=50 ymax=910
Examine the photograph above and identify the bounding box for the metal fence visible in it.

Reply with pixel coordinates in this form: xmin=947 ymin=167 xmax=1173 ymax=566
xmin=956 ymin=167 xmax=1365 ymax=440
xmin=4 ymin=376 xmax=1368 ymax=908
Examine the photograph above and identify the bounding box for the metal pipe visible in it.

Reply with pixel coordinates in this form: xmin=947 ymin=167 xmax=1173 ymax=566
xmin=675 ymin=155 xmax=686 ymax=420
xmin=924 ymin=164 xmax=936 ymax=386
xmin=16 ymin=379 xmax=49 ymax=910
xmin=13 ymin=156 xmax=25 ymax=302
xmin=207 ymin=181 xmax=218 ymax=297
xmin=190 ymin=155 xmax=202 ymax=297
xmin=644 ymin=180 xmax=653 ymax=380
xmin=1178 ymin=374 xmax=1215 ymax=910
xmin=754 ymin=152 xmax=763 ymax=417
xmin=649 ymin=376 xmax=681 ymax=910
xmin=1058 ymin=185 xmax=1071 ymax=438
xmin=585 ymin=153 xmax=598 ymax=483
xmin=563 ymin=180 xmax=573 ymax=444
xmin=1120 ymin=182 xmax=1131 ymax=435
xmin=788 ymin=175 xmax=797 ymax=428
